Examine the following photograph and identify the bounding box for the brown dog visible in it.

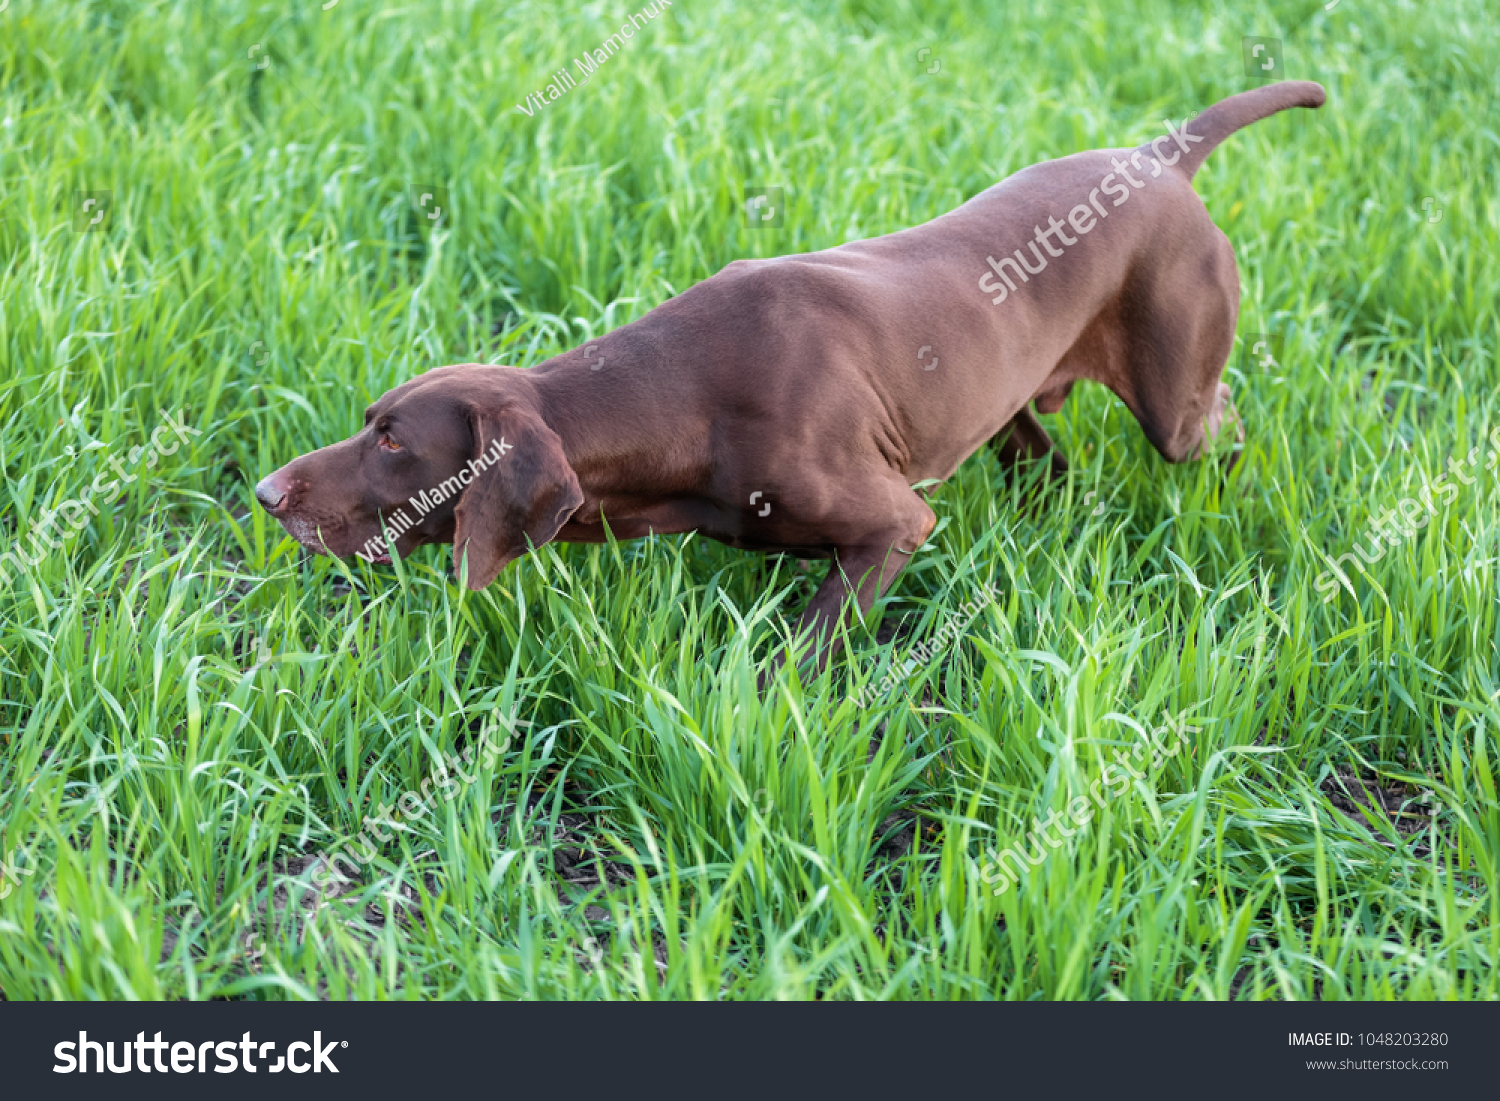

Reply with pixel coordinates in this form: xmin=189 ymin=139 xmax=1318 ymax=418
xmin=256 ymin=81 xmax=1324 ymax=670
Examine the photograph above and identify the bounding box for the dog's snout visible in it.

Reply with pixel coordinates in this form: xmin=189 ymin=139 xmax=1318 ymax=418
xmin=254 ymin=475 xmax=287 ymax=512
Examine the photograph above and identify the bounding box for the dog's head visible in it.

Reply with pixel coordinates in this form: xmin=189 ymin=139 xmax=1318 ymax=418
xmin=254 ymin=365 xmax=583 ymax=588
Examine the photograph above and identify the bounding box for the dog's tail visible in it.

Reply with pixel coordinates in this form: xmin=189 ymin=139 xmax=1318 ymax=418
xmin=1167 ymin=81 xmax=1325 ymax=180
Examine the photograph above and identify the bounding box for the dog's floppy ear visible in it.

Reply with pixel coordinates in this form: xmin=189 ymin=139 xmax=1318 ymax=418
xmin=452 ymin=402 xmax=583 ymax=589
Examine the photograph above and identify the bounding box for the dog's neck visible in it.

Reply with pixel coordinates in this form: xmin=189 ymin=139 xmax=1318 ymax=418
xmin=526 ymin=344 xmax=710 ymax=514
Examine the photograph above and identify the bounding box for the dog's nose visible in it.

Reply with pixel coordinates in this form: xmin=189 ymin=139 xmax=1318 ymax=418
xmin=254 ymin=476 xmax=287 ymax=512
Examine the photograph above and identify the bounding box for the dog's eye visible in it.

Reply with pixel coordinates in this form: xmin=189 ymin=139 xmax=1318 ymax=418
xmin=379 ymin=436 xmax=402 ymax=452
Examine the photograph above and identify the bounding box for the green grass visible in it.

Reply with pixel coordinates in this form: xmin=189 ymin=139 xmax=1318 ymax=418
xmin=1 ymin=0 xmax=1497 ymax=1000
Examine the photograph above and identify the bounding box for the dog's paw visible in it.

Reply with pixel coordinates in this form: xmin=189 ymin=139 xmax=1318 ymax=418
xmin=1207 ymin=382 xmax=1245 ymax=472
xmin=1200 ymin=382 xmax=1243 ymax=456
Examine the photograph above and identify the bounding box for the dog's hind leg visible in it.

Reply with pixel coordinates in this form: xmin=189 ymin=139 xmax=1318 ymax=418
xmin=1108 ymin=232 xmax=1245 ymax=467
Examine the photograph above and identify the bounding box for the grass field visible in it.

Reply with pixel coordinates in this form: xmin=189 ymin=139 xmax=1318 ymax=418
xmin=0 ymin=0 xmax=1497 ymax=1000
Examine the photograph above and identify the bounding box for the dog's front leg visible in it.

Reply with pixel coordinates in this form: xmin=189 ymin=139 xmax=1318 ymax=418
xmin=989 ymin=405 xmax=1068 ymax=476
xmin=759 ymin=488 xmax=936 ymax=692
xmin=989 ymin=406 xmax=1069 ymax=512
